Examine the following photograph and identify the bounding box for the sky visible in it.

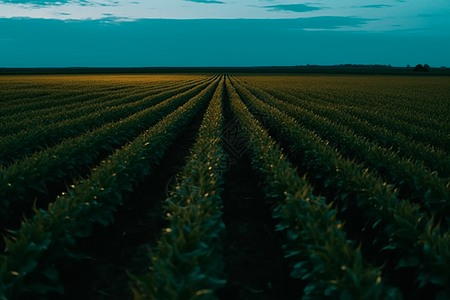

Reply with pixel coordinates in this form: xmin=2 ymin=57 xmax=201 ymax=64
xmin=0 ymin=0 xmax=449 ymax=67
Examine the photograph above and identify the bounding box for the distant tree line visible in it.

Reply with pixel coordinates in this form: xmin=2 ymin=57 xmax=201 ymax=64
xmin=331 ymin=64 xmax=392 ymax=68
xmin=296 ymin=64 xmax=447 ymax=71
xmin=297 ymin=64 xmax=394 ymax=68
xmin=413 ymin=64 xmax=431 ymax=72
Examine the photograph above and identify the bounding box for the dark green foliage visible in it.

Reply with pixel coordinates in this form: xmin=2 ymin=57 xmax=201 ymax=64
xmin=414 ymin=64 xmax=429 ymax=72
xmin=0 ymin=77 xmax=215 ymax=165
xmin=131 ymin=78 xmax=227 ymax=300
xmin=1 ymin=73 xmax=448 ymax=300
xmin=0 ymin=79 xmax=200 ymax=136
xmin=0 ymin=78 xmax=216 ymax=222
xmin=252 ymin=82 xmax=450 ymax=176
xmin=0 ymin=78 xmax=219 ymax=300
xmin=230 ymin=76 xmax=450 ymax=297
xmin=226 ymin=78 xmax=399 ymax=300
xmin=235 ymin=79 xmax=450 ymax=223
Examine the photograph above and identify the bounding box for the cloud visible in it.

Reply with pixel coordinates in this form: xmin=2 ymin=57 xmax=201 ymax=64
xmin=359 ymin=4 xmax=392 ymax=8
xmin=417 ymin=13 xmax=442 ymax=18
xmin=95 ymin=1 xmax=119 ymax=6
xmin=0 ymin=0 xmax=86 ymax=5
xmin=0 ymin=0 xmax=119 ymax=6
xmin=264 ymin=4 xmax=323 ymax=12
xmin=184 ymin=0 xmax=224 ymax=3
xmin=276 ymin=16 xmax=375 ymax=29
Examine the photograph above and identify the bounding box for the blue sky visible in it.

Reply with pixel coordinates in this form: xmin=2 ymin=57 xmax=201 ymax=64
xmin=0 ymin=0 xmax=449 ymax=67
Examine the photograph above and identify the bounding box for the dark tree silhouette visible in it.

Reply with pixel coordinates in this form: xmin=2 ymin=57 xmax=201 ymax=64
xmin=414 ymin=64 xmax=429 ymax=72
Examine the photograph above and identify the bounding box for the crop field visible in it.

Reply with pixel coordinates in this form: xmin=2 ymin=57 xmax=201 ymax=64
xmin=0 ymin=73 xmax=449 ymax=300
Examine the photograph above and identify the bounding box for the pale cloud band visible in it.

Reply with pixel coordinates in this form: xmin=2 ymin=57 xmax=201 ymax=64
xmin=359 ymin=4 xmax=393 ymax=8
xmin=1 ymin=0 xmax=87 ymax=4
xmin=0 ymin=0 xmax=448 ymax=33
xmin=0 ymin=0 xmax=119 ymax=5
xmin=184 ymin=0 xmax=224 ymax=3
xmin=264 ymin=4 xmax=324 ymax=13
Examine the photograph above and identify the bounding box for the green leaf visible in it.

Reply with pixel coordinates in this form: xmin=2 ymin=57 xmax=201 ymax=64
xmin=20 ymin=259 xmax=38 ymax=274
xmin=284 ymin=250 xmax=301 ymax=258
xmin=275 ymin=223 xmax=288 ymax=231
xmin=384 ymin=287 xmax=403 ymax=300
xmin=380 ymin=244 xmax=397 ymax=251
xmin=286 ymin=229 xmax=299 ymax=240
xmin=395 ymin=256 xmax=419 ymax=269
xmin=324 ymin=284 xmax=339 ymax=296
xmin=43 ymin=267 xmax=59 ymax=282
xmin=372 ymin=219 xmax=382 ymax=229
xmin=430 ymin=275 xmax=447 ymax=286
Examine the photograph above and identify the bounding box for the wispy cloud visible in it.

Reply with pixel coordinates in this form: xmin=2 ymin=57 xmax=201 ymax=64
xmin=184 ymin=0 xmax=224 ymax=3
xmin=417 ymin=13 xmax=442 ymax=18
xmin=359 ymin=4 xmax=393 ymax=8
xmin=0 ymin=0 xmax=87 ymax=5
xmin=95 ymin=1 xmax=120 ymax=7
xmin=263 ymin=4 xmax=324 ymax=13
xmin=0 ymin=0 xmax=119 ymax=6
xmin=282 ymin=16 xmax=376 ymax=29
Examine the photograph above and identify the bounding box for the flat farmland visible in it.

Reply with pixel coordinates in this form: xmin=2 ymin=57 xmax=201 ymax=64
xmin=0 ymin=74 xmax=449 ymax=300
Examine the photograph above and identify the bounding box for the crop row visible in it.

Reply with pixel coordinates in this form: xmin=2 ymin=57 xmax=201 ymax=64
xmin=1 ymin=74 xmax=447 ymax=300
xmin=0 ymin=84 xmax=128 ymax=104
xmin=240 ymin=78 xmax=450 ymax=177
xmin=0 ymin=83 xmax=137 ymax=107
xmin=0 ymin=77 xmax=207 ymax=126
xmin=232 ymin=77 xmax=450 ymax=223
xmin=0 ymin=76 xmax=217 ymax=165
xmin=0 ymin=83 xmax=148 ymax=116
xmin=0 ymin=77 xmax=220 ymax=300
xmin=0 ymin=77 xmax=194 ymax=106
xmin=230 ymin=78 xmax=450 ymax=298
xmin=338 ymin=105 xmax=450 ymax=153
xmin=0 ymin=77 xmax=217 ymax=223
xmin=131 ymin=77 xmax=227 ymax=300
xmin=0 ymin=86 xmax=150 ymax=136
xmin=241 ymin=76 xmax=450 ymax=137
xmin=305 ymin=85 xmax=450 ymax=137
xmin=226 ymin=78 xmax=402 ymax=300
xmin=0 ymin=77 xmax=210 ymax=136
